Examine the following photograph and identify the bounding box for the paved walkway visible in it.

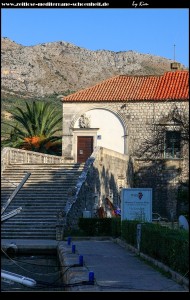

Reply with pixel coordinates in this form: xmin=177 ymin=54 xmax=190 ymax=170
xmin=1 ymin=238 xmax=188 ymax=292
xmin=71 ymin=239 xmax=188 ymax=292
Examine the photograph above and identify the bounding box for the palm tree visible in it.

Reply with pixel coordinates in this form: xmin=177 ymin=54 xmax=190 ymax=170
xmin=1 ymin=100 xmax=63 ymax=156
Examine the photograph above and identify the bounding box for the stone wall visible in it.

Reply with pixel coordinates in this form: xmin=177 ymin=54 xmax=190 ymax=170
xmin=62 ymin=100 xmax=188 ymax=158
xmin=66 ymin=148 xmax=131 ymax=230
xmin=133 ymin=158 xmax=189 ymax=219
xmin=1 ymin=147 xmax=73 ymax=175
xmin=62 ymin=100 xmax=189 ymax=222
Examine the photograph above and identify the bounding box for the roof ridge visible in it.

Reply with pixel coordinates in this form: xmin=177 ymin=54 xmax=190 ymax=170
xmin=62 ymin=70 xmax=189 ymax=102
xmin=164 ymin=70 xmax=189 ymax=74
xmin=63 ymin=74 xmax=161 ymax=98
xmin=62 ymin=75 xmax=121 ymax=98
xmin=118 ymin=74 xmax=161 ymax=77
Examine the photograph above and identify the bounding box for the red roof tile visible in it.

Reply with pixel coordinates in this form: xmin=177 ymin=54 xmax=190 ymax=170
xmin=62 ymin=70 xmax=189 ymax=102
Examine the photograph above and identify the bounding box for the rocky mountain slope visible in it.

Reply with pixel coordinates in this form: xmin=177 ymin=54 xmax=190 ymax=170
xmin=1 ymin=37 xmax=185 ymax=99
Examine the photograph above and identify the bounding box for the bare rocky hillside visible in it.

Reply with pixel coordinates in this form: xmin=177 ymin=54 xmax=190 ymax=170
xmin=1 ymin=37 xmax=185 ymax=99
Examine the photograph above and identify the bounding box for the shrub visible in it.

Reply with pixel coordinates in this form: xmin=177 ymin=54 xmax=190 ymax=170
xmin=78 ymin=217 xmax=121 ymax=236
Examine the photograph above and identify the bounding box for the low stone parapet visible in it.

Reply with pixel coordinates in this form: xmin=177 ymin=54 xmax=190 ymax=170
xmin=57 ymin=242 xmax=100 ymax=291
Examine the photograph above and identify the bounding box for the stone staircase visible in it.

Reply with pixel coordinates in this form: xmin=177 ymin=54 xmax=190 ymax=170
xmin=1 ymin=163 xmax=84 ymax=239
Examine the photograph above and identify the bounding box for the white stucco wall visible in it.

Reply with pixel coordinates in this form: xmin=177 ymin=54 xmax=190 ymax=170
xmin=74 ymin=108 xmax=125 ymax=154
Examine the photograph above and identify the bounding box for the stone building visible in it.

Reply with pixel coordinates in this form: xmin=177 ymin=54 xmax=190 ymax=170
xmin=61 ymin=70 xmax=189 ymax=220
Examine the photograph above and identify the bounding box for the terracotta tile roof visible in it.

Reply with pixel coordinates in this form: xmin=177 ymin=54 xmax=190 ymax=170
xmin=62 ymin=70 xmax=189 ymax=102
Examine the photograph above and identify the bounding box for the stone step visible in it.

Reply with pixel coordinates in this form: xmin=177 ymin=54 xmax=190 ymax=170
xmin=2 ymin=230 xmax=56 ymax=234
xmin=1 ymin=199 xmax=68 ymax=204
xmin=2 ymin=212 xmax=57 ymax=217
xmin=2 ymin=179 xmax=79 ymax=184
xmin=1 ymin=197 xmax=67 ymax=200
xmin=1 ymin=198 xmax=68 ymax=204
xmin=2 ymin=221 xmax=56 ymax=226
xmin=2 ymin=212 xmax=59 ymax=217
xmin=2 ymin=200 xmax=66 ymax=204
xmin=1 ymin=193 xmax=67 ymax=197
xmin=2 ymin=171 xmax=83 ymax=177
xmin=1 ymin=193 xmax=71 ymax=196
xmin=5 ymin=162 xmax=83 ymax=165
xmin=2 ymin=210 xmax=61 ymax=214
xmin=4 ymin=165 xmax=84 ymax=170
xmin=2 ymin=221 xmax=57 ymax=226
xmin=1 ymin=196 xmax=68 ymax=200
xmin=1 ymin=227 xmax=56 ymax=231
xmin=2 ymin=223 xmax=56 ymax=229
xmin=1 ymin=200 xmax=67 ymax=204
xmin=1 ymin=192 xmax=69 ymax=195
xmin=2 ymin=216 xmax=57 ymax=220
xmin=1 ymin=186 xmax=76 ymax=190
xmin=1 ymin=159 xmax=83 ymax=239
xmin=1 ymin=198 xmax=68 ymax=206
xmin=1 ymin=203 xmax=67 ymax=207
xmin=2 ymin=208 xmax=65 ymax=213
xmin=3 ymin=172 xmax=83 ymax=176
xmin=1 ymin=234 xmax=56 ymax=239
xmin=1 ymin=231 xmax=56 ymax=237
xmin=1 ymin=189 xmax=74 ymax=193
xmin=1 ymin=233 xmax=56 ymax=238
xmin=1 ymin=202 xmax=67 ymax=207
xmin=2 ymin=178 xmax=81 ymax=182
xmin=4 ymin=166 xmax=80 ymax=169
xmin=2 ymin=199 xmax=68 ymax=203
xmin=1 ymin=200 xmax=67 ymax=203
xmin=4 ymin=166 xmax=83 ymax=169
xmin=2 ymin=217 xmax=57 ymax=221
xmin=1 ymin=184 xmax=77 ymax=188
xmin=2 ymin=219 xmax=58 ymax=223
xmin=2 ymin=179 xmax=80 ymax=184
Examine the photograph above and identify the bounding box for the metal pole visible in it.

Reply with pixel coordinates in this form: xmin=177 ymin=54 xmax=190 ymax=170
xmin=1 ymin=207 xmax=22 ymax=222
xmin=1 ymin=270 xmax=36 ymax=287
xmin=1 ymin=172 xmax=31 ymax=215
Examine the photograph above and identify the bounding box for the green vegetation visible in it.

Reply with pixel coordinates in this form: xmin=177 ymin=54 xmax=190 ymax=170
xmin=1 ymin=90 xmax=74 ymax=119
xmin=121 ymin=220 xmax=189 ymax=277
xmin=1 ymin=89 xmax=77 ymax=154
xmin=177 ymin=186 xmax=189 ymax=221
xmin=2 ymin=100 xmax=62 ymax=155
xmin=77 ymin=217 xmax=121 ymax=237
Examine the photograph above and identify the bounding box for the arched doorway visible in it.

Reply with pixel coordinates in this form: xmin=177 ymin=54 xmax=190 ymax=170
xmin=73 ymin=108 xmax=126 ymax=162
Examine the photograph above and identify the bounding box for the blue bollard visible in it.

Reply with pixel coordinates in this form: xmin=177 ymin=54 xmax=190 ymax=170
xmin=67 ymin=237 xmax=71 ymax=245
xmin=72 ymin=244 xmax=76 ymax=253
xmin=79 ymin=255 xmax=83 ymax=266
xmin=89 ymin=271 xmax=94 ymax=283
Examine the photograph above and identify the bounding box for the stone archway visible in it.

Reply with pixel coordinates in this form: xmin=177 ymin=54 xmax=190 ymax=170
xmin=73 ymin=107 xmax=127 ymax=158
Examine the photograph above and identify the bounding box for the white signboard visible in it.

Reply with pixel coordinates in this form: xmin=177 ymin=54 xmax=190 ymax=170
xmin=121 ymin=188 xmax=152 ymax=222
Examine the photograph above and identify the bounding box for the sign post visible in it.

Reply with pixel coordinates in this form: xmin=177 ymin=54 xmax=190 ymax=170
xmin=136 ymin=224 xmax=142 ymax=252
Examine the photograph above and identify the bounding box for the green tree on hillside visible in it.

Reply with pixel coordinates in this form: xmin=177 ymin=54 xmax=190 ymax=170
xmin=1 ymin=100 xmax=62 ymax=156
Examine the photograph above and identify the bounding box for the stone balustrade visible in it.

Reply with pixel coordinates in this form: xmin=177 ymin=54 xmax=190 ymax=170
xmin=1 ymin=147 xmax=73 ymax=175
